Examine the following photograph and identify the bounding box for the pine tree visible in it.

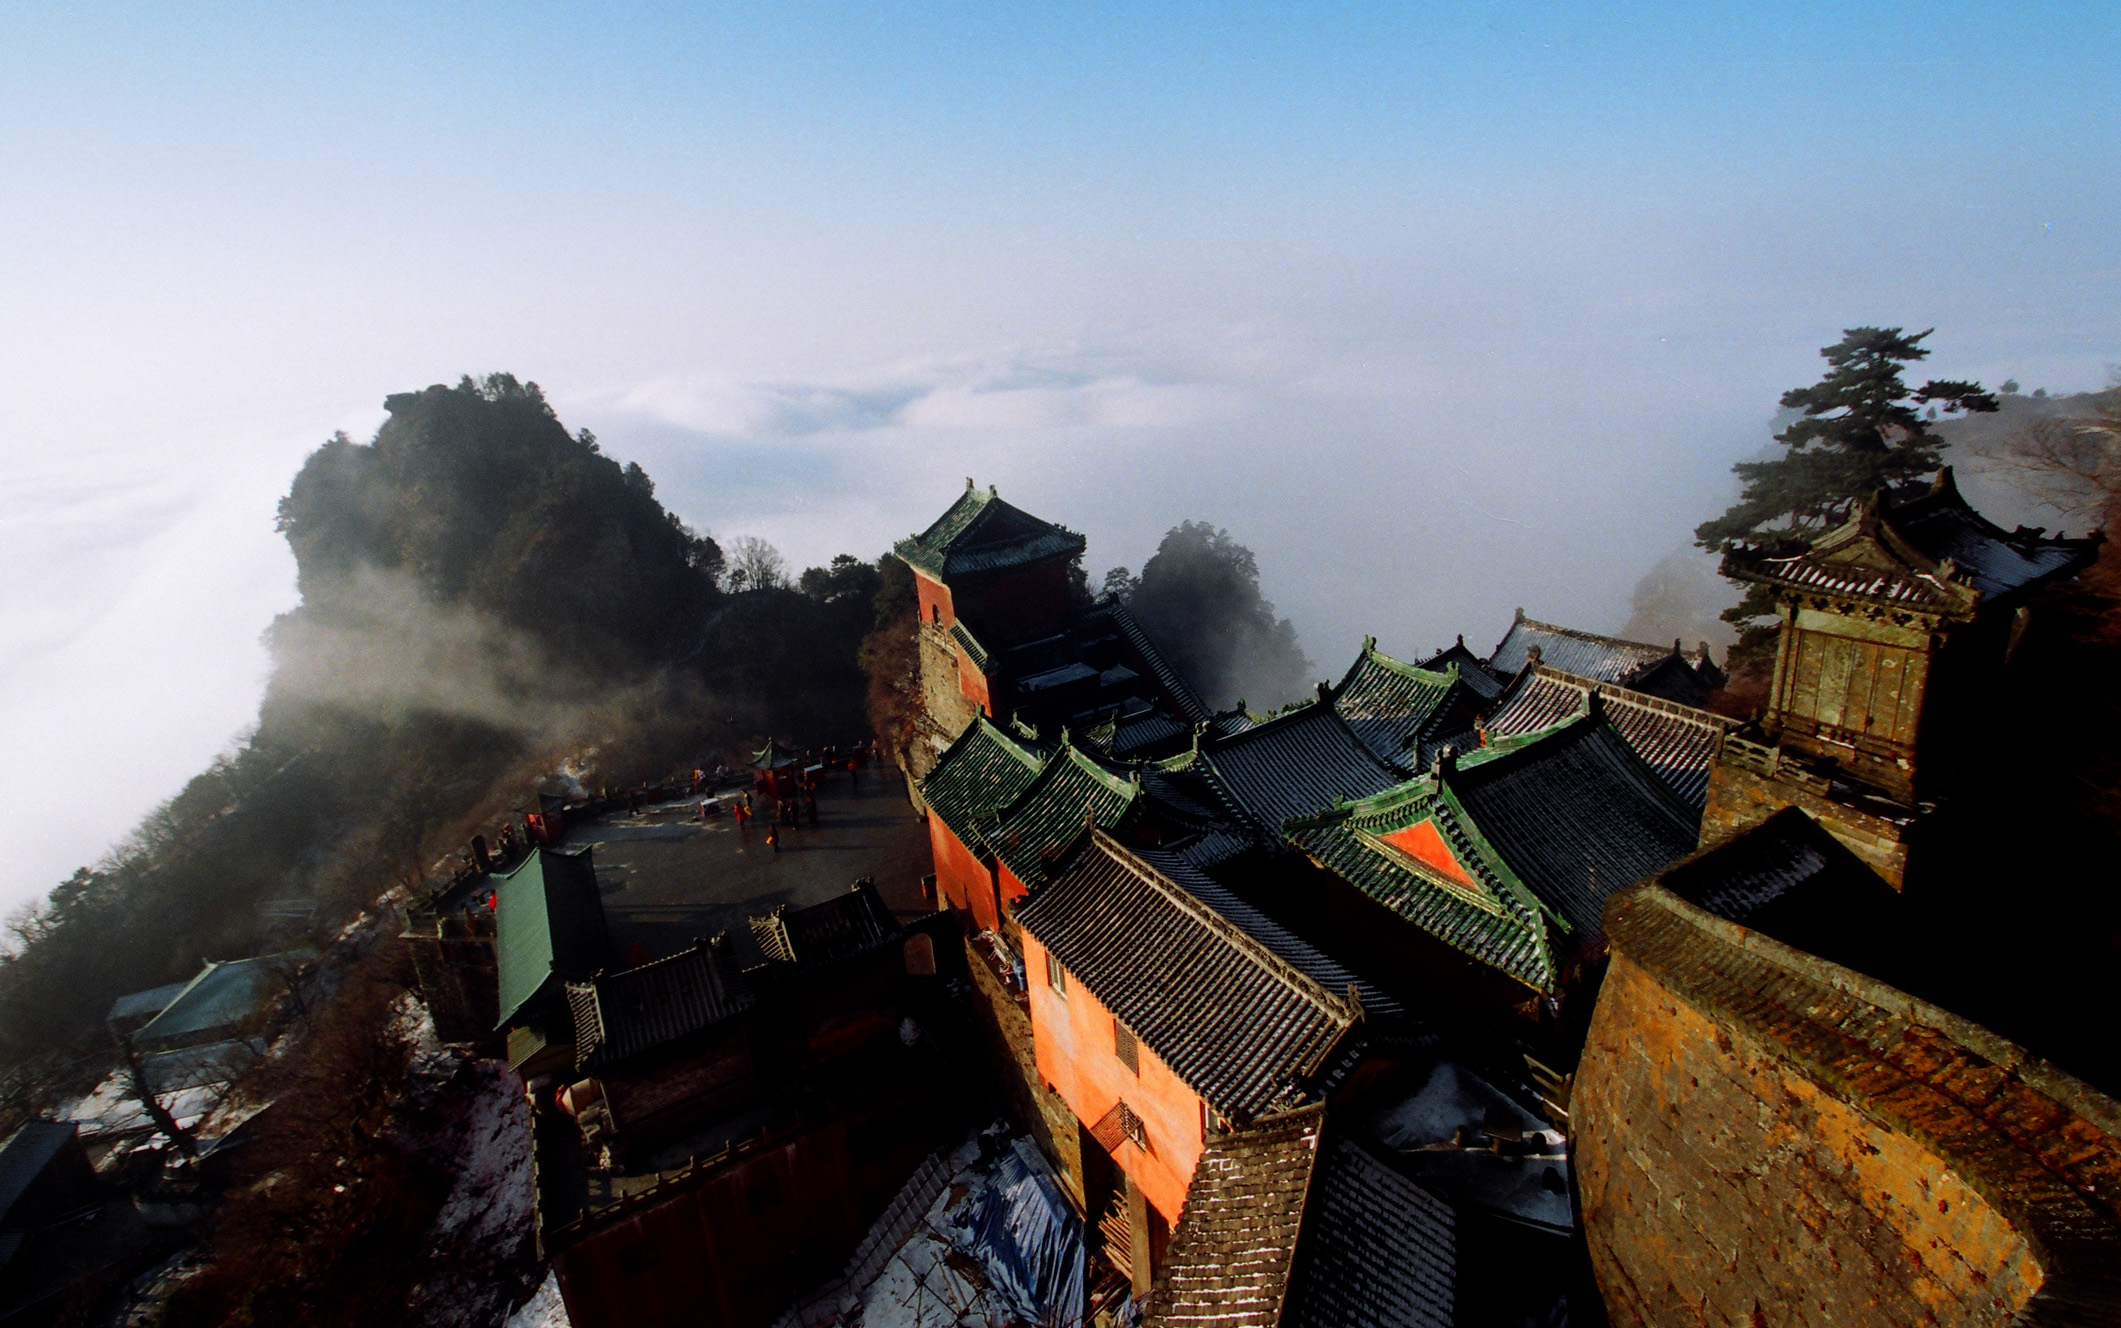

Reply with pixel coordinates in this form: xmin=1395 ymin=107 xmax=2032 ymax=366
xmin=1697 ymin=327 xmax=1997 ymax=659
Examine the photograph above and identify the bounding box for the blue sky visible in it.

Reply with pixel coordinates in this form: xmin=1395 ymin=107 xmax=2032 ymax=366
xmin=3 ymin=2 xmax=2117 ymax=902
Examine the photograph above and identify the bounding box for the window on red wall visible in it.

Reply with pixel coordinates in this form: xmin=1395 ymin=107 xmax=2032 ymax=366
xmin=931 ymin=604 xmax=941 ymax=623
xmin=1114 ymin=1019 xmax=1138 ymax=1074
xmin=1046 ymin=951 xmax=1067 ymax=994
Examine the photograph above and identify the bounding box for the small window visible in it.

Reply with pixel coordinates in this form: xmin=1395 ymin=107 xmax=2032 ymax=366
xmin=1200 ymin=1099 xmax=1211 ymax=1141
xmin=931 ymin=604 xmax=941 ymax=623
xmin=1046 ymin=951 xmax=1066 ymax=993
xmin=1113 ymin=1020 xmax=1138 ymax=1074
xmin=1119 ymin=1100 xmax=1147 ymax=1150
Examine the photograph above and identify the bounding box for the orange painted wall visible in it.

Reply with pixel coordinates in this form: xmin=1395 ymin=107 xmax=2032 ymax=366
xmin=914 ymin=571 xmax=956 ymax=628
xmin=956 ymin=649 xmax=993 ymax=716
xmin=1019 ymin=932 xmax=1203 ymax=1225
xmin=928 ymin=813 xmax=1003 ymax=933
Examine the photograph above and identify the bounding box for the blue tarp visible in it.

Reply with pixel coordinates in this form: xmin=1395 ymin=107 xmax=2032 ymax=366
xmin=949 ymin=1137 xmax=1086 ymax=1328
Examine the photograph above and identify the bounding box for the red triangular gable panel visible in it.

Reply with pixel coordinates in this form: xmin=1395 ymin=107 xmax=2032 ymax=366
xmin=1377 ymin=819 xmax=1475 ymax=887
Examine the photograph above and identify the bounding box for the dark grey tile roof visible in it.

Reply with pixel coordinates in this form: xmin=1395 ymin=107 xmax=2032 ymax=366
xmin=1487 ymin=610 xmax=1714 ymax=688
xmin=1092 ymin=597 xmax=1213 ymax=723
xmin=1484 ymin=666 xmax=1735 ymax=810
xmin=1446 ymin=712 xmax=1702 ymax=949
xmin=1014 ymin=832 xmax=1356 ymax=1121
xmin=0 ymin=1122 xmax=76 ymax=1226
xmin=1414 ymin=640 xmax=1507 ymax=700
xmin=1146 ymin=1108 xmax=1322 ymax=1328
xmin=748 ymin=880 xmax=896 ymax=966
xmin=1283 ymin=1138 xmax=1456 ymax=1328
xmin=1201 ymin=700 xmax=1407 ymax=836
xmin=567 ymin=937 xmax=755 ymax=1071
xmin=1889 ymin=468 xmax=2102 ymax=600
xmin=1109 ymin=705 xmax=1191 ymax=758
xmin=1147 ymin=1111 xmax=1456 ymax=1328
xmin=1131 ymin=846 xmax=1400 ymax=1017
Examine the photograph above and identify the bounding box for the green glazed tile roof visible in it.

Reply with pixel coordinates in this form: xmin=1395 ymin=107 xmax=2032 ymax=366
xmin=982 ymin=740 xmax=1142 ymax=888
xmin=1330 ymin=640 xmax=1489 ymax=765
xmin=919 ymin=715 xmax=1047 ymax=855
xmin=495 ymin=847 xmax=611 ymax=1027
xmin=1287 ymin=708 xmax=1700 ymax=994
xmin=894 ymin=480 xmax=1087 ymax=581
xmin=133 ymin=948 xmax=319 ymax=1051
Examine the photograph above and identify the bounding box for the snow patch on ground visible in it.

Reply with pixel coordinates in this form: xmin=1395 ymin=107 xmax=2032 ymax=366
xmin=506 ymin=1271 xmax=572 ymax=1328
xmin=404 ymin=1059 xmax=539 ymax=1327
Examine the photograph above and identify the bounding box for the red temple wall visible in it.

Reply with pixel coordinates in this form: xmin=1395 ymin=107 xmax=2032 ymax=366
xmin=914 ymin=571 xmax=956 ymax=629
xmin=1021 ymin=932 xmax=1203 ymax=1225
xmin=927 ymin=814 xmax=1002 ymax=933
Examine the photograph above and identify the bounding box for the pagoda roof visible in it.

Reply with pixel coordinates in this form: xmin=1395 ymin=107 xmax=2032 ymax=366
xmin=748 ymin=879 xmax=897 ymax=966
xmin=894 ymin=479 xmax=1087 ymax=581
xmin=751 ymin=740 xmax=799 ymax=771
xmin=1146 ymin=1107 xmax=1456 ymax=1328
xmin=1287 ymin=708 xmax=1699 ymax=993
xmin=918 ymin=715 xmax=1047 ymax=856
xmin=1483 ymin=665 xmax=1735 ymax=810
xmin=1330 ymin=639 xmax=1494 ymax=766
xmin=980 ymin=740 xmax=1144 ymax=888
xmin=1197 ymin=696 xmax=1409 ymax=838
xmin=1488 ymin=610 xmax=1718 ymax=692
xmin=1722 ymin=469 xmax=2100 ymax=620
xmin=1013 ymin=831 xmax=1357 ymax=1122
xmin=566 ymin=936 xmax=754 ymax=1071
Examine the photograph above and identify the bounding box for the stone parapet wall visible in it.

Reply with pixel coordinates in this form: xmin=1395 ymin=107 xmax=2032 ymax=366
xmin=1576 ymin=885 xmax=2121 ymax=1327
xmin=1700 ymin=759 xmax=1913 ymax=887
xmin=961 ymin=931 xmax=1086 ymax=1211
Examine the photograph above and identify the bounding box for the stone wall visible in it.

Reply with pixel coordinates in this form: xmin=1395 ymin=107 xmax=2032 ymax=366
xmin=1699 ymin=759 xmax=1913 ymax=888
xmin=961 ymin=932 xmax=1086 ymax=1211
xmin=910 ymin=623 xmax=980 ymax=783
xmin=1575 ymin=886 xmax=2121 ymax=1327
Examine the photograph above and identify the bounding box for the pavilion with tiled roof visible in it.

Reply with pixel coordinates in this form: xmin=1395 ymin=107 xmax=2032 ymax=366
xmin=894 ymin=478 xmax=1088 ymax=582
xmin=1483 ymin=664 xmax=1735 ymax=811
xmin=1286 ymin=705 xmax=1701 ymax=1004
xmin=1487 ymin=610 xmax=1724 ymax=706
xmin=1329 ymin=638 xmax=1495 ymax=768
xmin=566 ymin=935 xmax=755 ymax=1072
xmin=748 ymin=880 xmax=898 ymax=967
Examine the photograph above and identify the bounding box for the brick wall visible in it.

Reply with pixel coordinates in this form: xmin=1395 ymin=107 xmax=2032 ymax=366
xmin=1575 ymin=886 xmax=2121 ymax=1326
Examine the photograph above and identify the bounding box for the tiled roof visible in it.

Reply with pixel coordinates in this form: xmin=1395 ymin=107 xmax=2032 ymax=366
xmin=919 ymin=715 xmax=1046 ymax=855
xmin=1414 ymin=640 xmax=1507 ymax=700
xmin=134 ymin=947 xmax=320 ymax=1050
xmin=1329 ymin=641 xmax=1463 ymax=765
xmin=1092 ymin=597 xmax=1213 ymax=723
xmin=1889 ymin=469 xmax=2100 ymax=599
xmin=1443 ymin=709 xmax=1701 ymax=949
xmin=1147 ymin=1111 xmax=1456 ymax=1328
xmin=107 ymin=981 xmax=187 ymax=1028
xmin=0 ymin=1122 xmax=77 ymax=1227
xmin=895 ymin=480 xmax=1087 ymax=580
xmin=949 ymin=621 xmax=990 ymax=671
xmin=1484 ymin=666 xmax=1735 ymax=810
xmin=752 ymin=740 xmax=798 ymax=770
xmin=1014 ymin=832 xmax=1356 ymax=1121
xmin=1132 ymin=846 xmax=1400 ymax=1017
xmin=1724 ymin=470 xmax=2099 ymax=618
xmin=567 ymin=938 xmax=755 ymax=1071
xmin=1288 ymin=711 xmax=1699 ymax=992
xmin=1108 ymin=705 xmax=1191 ymax=759
xmin=1201 ymin=700 xmax=1407 ymax=837
xmin=1282 ymin=1138 xmax=1456 ymax=1328
xmin=1146 ymin=1108 xmax=1321 ymax=1328
xmin=749 ymin=880 xmax=897 ymax=966
xmin=982 ymin=741 xmax=1142 ymax=888
xmin=495 ymin=848 xmax=610 ymax=1027
xmin=1487 ymin=610 xmax=1714 ymax=687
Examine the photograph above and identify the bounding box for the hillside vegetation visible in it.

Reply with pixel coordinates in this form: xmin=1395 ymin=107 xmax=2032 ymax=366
xmin=0 ymin=375 xmax=895 ymax=1090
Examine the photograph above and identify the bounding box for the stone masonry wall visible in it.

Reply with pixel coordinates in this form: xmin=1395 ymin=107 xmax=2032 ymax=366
xmin=1699 ymin=760 xmax=1912 ymax=888
xmin=1575 ymin=887 xmax=2121 ymax=1327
